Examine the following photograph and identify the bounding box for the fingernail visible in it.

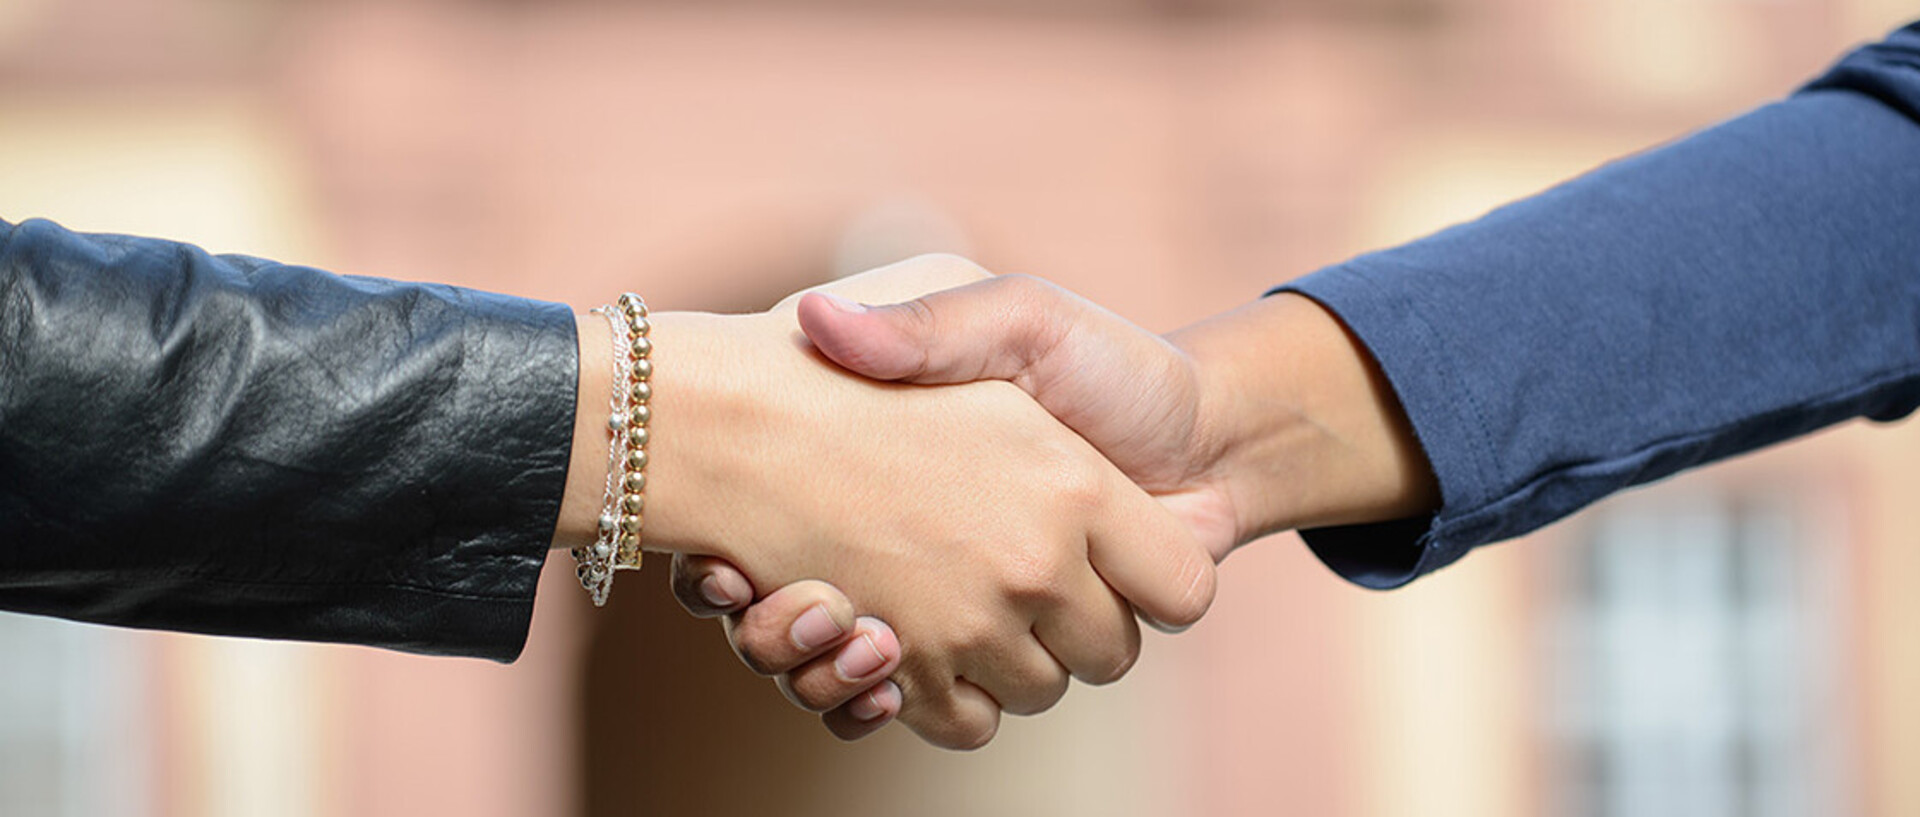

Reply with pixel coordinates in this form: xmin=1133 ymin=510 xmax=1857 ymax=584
xmin=848 ymin=680 xmax=901 ymax=723
xmin=790 ymin=604 xmax=846 ymax=651
xmin=698 ymin=575 xmax=736 ymax=609
xmin=847 ymin=688 xmax=888 ymax=722
xmin=834 ymin=633 xmax=888 ymax=681
xmin=818 ymin=293 xmax=868 ymax=314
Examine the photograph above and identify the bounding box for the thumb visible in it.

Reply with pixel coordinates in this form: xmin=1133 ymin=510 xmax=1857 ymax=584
xmin=797 ymin=275 xmax=1068 ymax=386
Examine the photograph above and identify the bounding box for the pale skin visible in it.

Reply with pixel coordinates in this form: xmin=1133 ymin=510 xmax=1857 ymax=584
xmin=549 ymin=259 xmax=1219 ymax=750
xmin=677 ymin=256 xmax=1440 ymax=742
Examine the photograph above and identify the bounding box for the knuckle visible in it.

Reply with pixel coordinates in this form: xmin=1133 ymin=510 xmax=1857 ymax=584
xmin=785 ymin=675 xmax=842 ymax=714
xmin=947 ymin=616 xmax=1000 ymax=660
xmin=991 ymin=272 xmax=1050 ymax=300
xmin=774 ymin=675 xmax=811 ymax=710
xmin=727 ymin=623 xmax=792 ymax=676
xmin=1038 ymin=674 xmax=1071 ymax=712
xmin=991 ymin=273 xmax=1049 ymax=316
xmin=897 ymin=296 xmax=939 ymax=336
xmin=792 ymin=583 xmax=854 ymax=623
xmin=1003 ymin=675 xmax=1070 ymax=717
xmin=993 ymin=274 xmax=1065 ymax=327
xmin=998 ymin=549 xmax=1071 ymax=607
xmin=734 ymin=644 xmax=779 ymax=677
xmin=1054 ymin=465 xmax=1108 ymax=515
xmin=976 ymin=273 xmax=1071 ymax=379
xmin=897 ymin=681 xmax=998 ymax=750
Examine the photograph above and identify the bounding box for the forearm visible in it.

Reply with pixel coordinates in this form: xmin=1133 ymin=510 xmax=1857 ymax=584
xmin=555 ymin=308 xmax=783 ymax=562
xmin=1259 ymin=25 xmax=1920 ymax=586
xmin=0 ymin=218 xmax=574 ymax=659
xmin=1172 ymin=293 xmax=1436 ymax=546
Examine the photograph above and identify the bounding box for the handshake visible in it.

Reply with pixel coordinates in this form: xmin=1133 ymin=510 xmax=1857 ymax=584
xmin=571 ymin=254 xmax=1439 ymax=749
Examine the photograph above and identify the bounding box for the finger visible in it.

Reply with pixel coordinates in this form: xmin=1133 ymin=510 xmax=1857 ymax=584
xmin=772 ymin=253 xmax=993 ymax=313
xmin=1030 ymin=565 xmax=1142 ymax=686
xmin=822 ymin=680 xmax=901 ymax=741
xmin=957 ymin=636 xmax=1071 ymax=717
xmin=778 ymin=616 xmax=902 ymax=712
xmin=801 ymin=274 xmax=1187 ymax=466
xmin=720 ymin=579 xmax=857 ymax=676
xmin=669 ymin=553 xmax=755 ymax=618
xmin=1086 ymin=472 xmax=1220 ymax=631
xmin=896 ymin=676 xmax=1002 ymax=751
xmin=797 ymin=274 xmax=1069 ymax=385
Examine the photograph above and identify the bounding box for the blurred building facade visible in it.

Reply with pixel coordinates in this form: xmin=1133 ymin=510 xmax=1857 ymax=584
xmin=0 ymin=1 xmax=1915 ymax=816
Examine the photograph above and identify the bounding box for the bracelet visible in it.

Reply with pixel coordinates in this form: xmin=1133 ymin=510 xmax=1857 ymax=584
xmin=573 ymin=292 xmax=652 ymax=606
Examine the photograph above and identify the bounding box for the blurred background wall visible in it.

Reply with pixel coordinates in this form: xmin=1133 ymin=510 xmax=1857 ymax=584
xmin=1 ymin=1 xmax=1915 ymax=816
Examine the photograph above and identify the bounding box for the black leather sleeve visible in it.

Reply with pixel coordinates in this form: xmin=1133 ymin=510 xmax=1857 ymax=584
xmin=0 ymin=218 xmax=576 ymax=662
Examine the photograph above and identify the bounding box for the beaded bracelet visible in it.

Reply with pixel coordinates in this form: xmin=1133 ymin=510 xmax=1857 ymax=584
xmin=573 ymin=292 xmax=652 ymax=606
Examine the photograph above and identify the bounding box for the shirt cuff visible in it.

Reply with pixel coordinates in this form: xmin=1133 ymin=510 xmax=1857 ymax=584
xmin=1269 ymin=264 xmax=1500 ymax=589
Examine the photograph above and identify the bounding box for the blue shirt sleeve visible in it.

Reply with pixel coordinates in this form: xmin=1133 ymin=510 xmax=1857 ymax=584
xmin=1278 ymin=23 xmax=1920 ymax=589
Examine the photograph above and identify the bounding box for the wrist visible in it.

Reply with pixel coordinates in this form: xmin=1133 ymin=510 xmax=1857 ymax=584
xmin=1173 ymin=298 xmax=1315 ymax=543
xmin=553 ymin=309 xmax=780 ymax=554
xmin=553 ymin=311 xmax=614 ymax=550
xmin=1173 ymin=293 xmax=1438 ymax=542
xmin=619 ymin=309 xmax=789 ymax=561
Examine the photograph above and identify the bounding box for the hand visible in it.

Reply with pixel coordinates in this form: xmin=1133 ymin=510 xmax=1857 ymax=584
xmin=660 ymin=260 xmax=999 ymax=740
xmin=630 ymin=257 xmax=1217 ymax=750
xmin=679 ymin=257 xmax=1440 ymax=738
xmin=798 ymin=270 xmax=1241 ymax=561
xmin=790 ymin=262 xmax=1439 ymax=551
xmin=674 ymin=567 xmax=907 ymax=740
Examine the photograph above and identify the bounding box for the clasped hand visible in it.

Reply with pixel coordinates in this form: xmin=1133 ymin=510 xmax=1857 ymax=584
xmin=617 ymin=256 xmax=1215 ymax=749
xmin=620 ymin=253 xmax=1434 ymax=749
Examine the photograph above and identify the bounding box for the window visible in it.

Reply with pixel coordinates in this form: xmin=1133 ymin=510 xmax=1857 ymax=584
xmin=0 ymin=616 xmax=151 ymax=817
xmin=1544 ymin=488 xmax=1853 ymax=817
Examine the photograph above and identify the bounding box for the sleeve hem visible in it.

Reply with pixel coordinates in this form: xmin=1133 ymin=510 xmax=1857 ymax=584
xmin=1269 ymin=263 xmax=1505 ymax=586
